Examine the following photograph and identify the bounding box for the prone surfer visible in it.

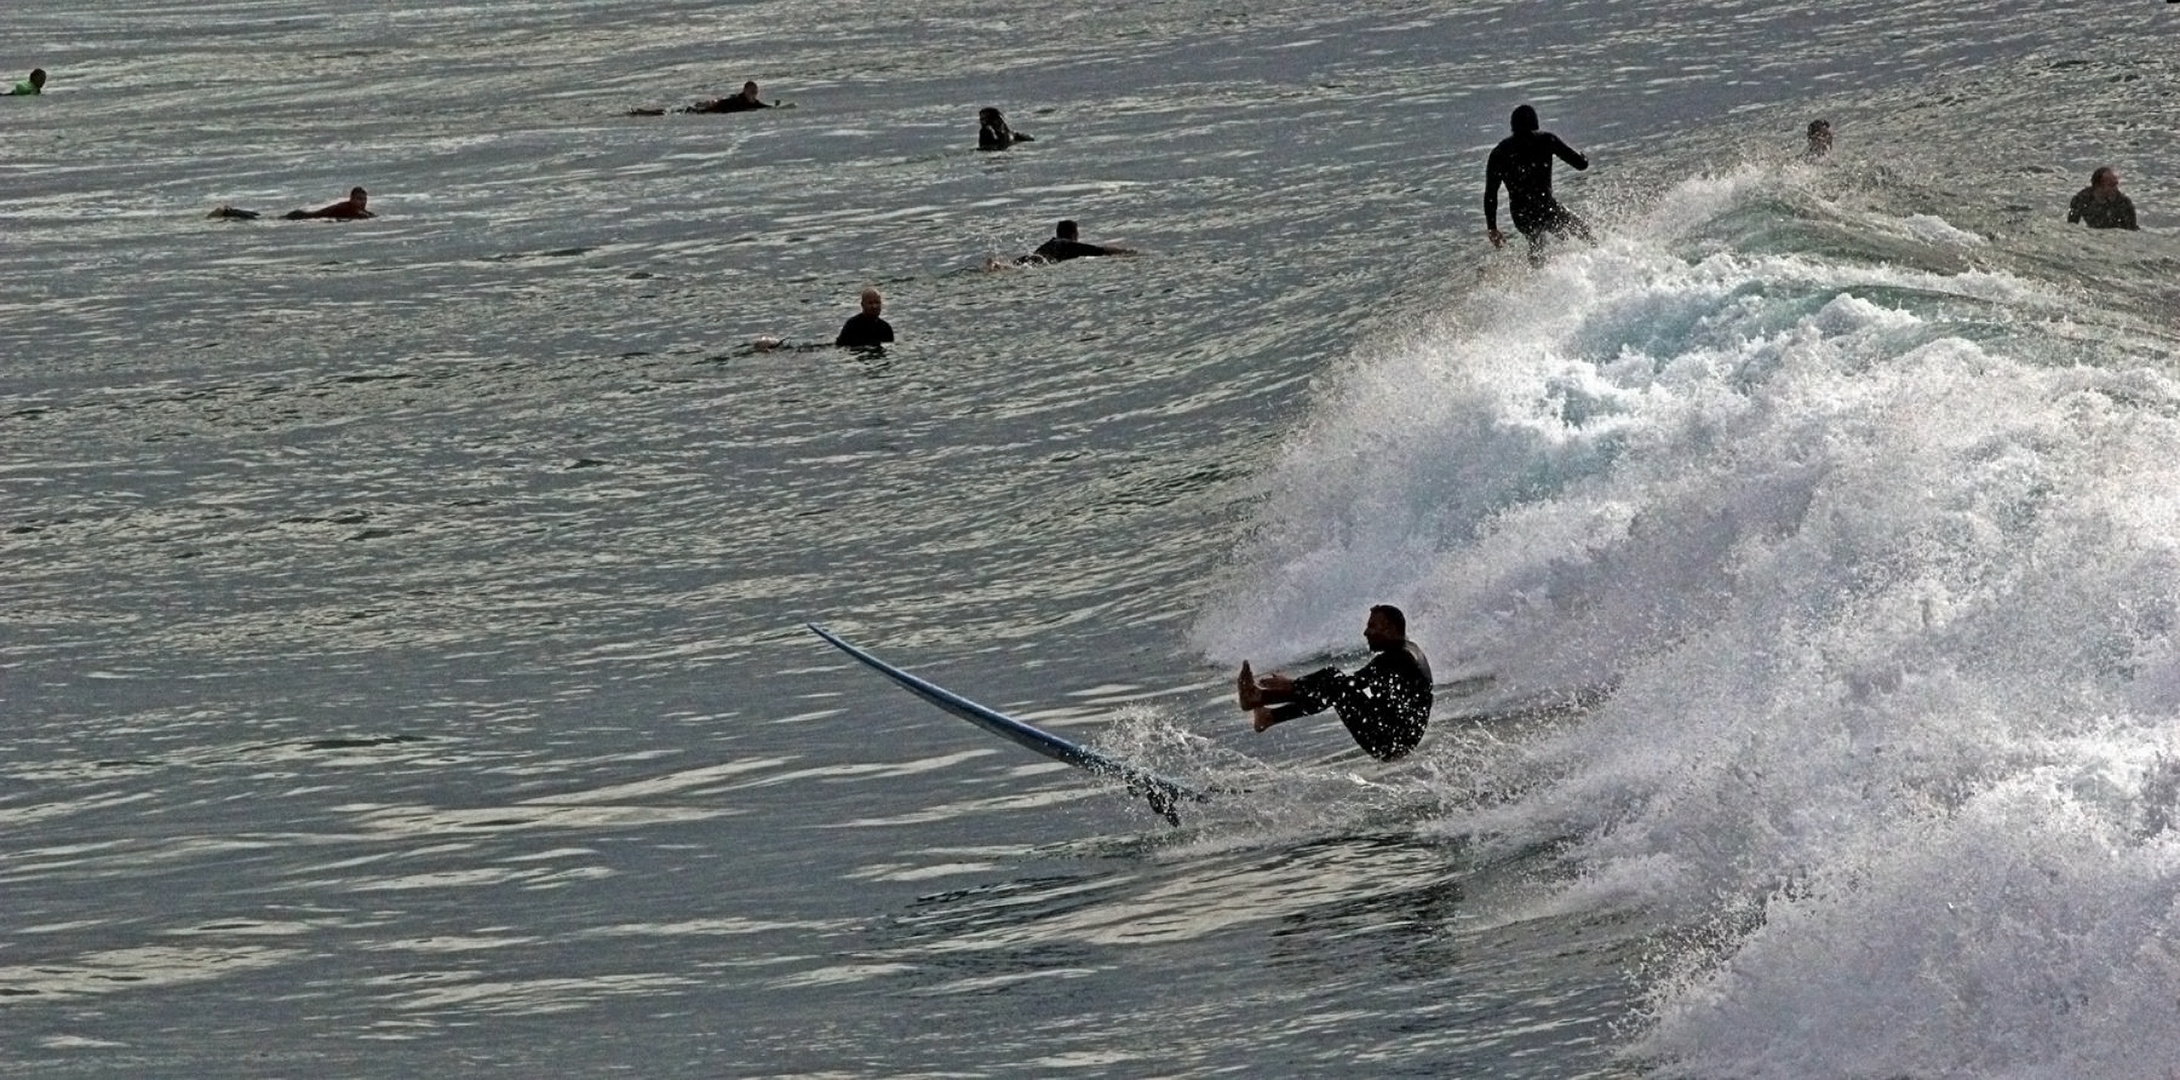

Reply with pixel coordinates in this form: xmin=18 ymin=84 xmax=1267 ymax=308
xmin=629 ymin=81 xmax=776 ymax=116
xmin=1484 ymin=104 xmax=1593 ymax=263
xmin=688 ymin=81 xmax=775 ymax=113
xmin=282 ymin=187 xmax=375 ymax=220
xmin=1236 ymin=605 xmax=1433 ymax=762
xmin=8 ymin=67 xmax=45 ymax=95
xmin=835 ymin=287 xmax=894 ymax=349
xmin=978 ymin=107 xmax=1033 ymax=150
xmin=2067 ymin=166 xmax=2139 ymax=231
xmin=1019 ymin=219 xmax=1134 ymax=264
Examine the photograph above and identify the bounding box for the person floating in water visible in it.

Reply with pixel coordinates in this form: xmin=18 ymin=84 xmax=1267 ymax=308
xmin=207 ymin=205 xmax=261 ymax=220
xmin=977 ymin=107 xmax=1033 ymax=150
xmin=8 ymin=68 xmax=46 ymax=95
xmin=2067 ymin=166 xmax=2139 ymax=230
xmin=1803 ymin=118 xmax=1833 ymax=161
xmin=1023 ymin=219 xmax=1133 ymax=264
xmin=689 ymin=81 xmax=775 ymax=113
xmin=282 ymin=187 xmax=374 ymax=220
xmin=1236 ymin=605 xmax=1434 ymax=762
xmin=835 ymin=288 xmax=894 ymax=348
xmin=629 ymin=81 xmax=776 ymax=116
xmin=1484 ymin=104 xmax=1594 ymax=263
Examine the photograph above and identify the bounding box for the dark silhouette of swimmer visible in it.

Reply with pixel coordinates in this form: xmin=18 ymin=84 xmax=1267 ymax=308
xmin=9 ymin=68 xmax=45 ymax=95
xmin=1484 ymin=104 xmax=1593 ymax=262
xmin=835 ymin=288 xmax=894 ymax=348
xmin=208 ymin=205 xmax=261 ymax=220
xmin=629 ymin=81 xmax=775 ymax=116
xmin=977 ymin=107 xmax=1033 ymax=150
xmin=2067 ymin=166 xmax=2139 ymax=231
xmin=283 ymin=187 xmax=374 ymax=220
xmin=1022 ymin=220 xmax=1133 ymax=264
xmin=1804 ymin=119 xmax=1833 ymax=161
xmin=1237 ymin=605 xmax=1433 ymax=762
xmin=689 ymin=81 xmax=773 ymax=114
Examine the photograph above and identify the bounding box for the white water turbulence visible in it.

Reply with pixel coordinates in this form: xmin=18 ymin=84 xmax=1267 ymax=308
xmin=1196 ymin=162 xmax=2180 ymax=1076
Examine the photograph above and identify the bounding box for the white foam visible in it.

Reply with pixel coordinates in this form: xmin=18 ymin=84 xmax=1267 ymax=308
xmin=1197 ymin=168 xmax=2180 ymax=1073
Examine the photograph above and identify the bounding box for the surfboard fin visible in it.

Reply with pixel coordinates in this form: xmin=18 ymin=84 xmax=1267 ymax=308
xmin=1132 ymin=780 xmax=1182 ymax=827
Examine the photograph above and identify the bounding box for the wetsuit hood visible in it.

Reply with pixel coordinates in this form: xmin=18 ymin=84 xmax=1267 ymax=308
xmin=1510 ymin=104 xmax=1539 ymax=134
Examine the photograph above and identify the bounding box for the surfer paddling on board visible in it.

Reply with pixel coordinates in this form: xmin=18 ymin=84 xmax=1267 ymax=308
xmin=629 ymin=80 xmax=777 ymax=116
xmin=1237 ymin=605 xmax=1433 ymax=761
xmin=1484 ymin=104 xmax=1593 ymax=264
xmin=283 ymin=187 xmax=374 ymax=220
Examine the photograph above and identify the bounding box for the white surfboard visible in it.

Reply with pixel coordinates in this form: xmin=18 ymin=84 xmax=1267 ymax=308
xmin=808 ymin=624 xmax=1209 ymax=825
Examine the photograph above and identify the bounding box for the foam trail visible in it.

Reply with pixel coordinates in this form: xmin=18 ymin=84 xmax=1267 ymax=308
xmin=1198 ymin=165 xmax=2180 ymax=1074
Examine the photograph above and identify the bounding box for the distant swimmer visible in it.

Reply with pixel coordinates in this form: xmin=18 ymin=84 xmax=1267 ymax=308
xmin=2067 ymin=166 xmax=2139 ymax=231
xmin=1484 ymin=104 xmax=1594 ymax=262
xmin=629 ymin=81 xmax=777 ymax=117
xmin=1803 ymin=118 xmax=1833 ymax=161
xmin=1022 ymin=219 xmax=1134 ymax=264
xmin=688 ymin=81 xmax=775 ymax=113
xmin=835 ymin=288 xmax=895 ymax=349
xmin=8 ymin=68 xmax=45 ymax=95
xmin=207 ymin=205 xmax=261 ymax=220
xmin=282 ymin=187 xmax=375 ymax=221
xmin=1236 ymin=605 xmax=1433 ymax=762
xmin=977 ymin=107 xmax=1033 ymax=150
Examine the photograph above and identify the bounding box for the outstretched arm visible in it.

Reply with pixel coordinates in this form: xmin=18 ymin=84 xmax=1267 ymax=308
xmin=1552 ymin=134 xmax=1589 ymax=171
xmin=1483 ymin=162 xmax=1504 ymax=244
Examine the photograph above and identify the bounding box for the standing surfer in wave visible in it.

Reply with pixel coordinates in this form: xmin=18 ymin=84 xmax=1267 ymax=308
xmin=1484 ymin=104 xmax=1593 ymax=263
xmin=2066 ymin=166 xmax=2139 ymax=231
xmin=1236 ymin=605 xmax=1433 ymax=762
xmin=282 ymin=187 xmax=375 ymax=220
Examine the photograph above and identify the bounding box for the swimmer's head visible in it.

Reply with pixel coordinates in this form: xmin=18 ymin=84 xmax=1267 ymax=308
xmin=1055 ymin=219 xmax=1079 ymax=240
xmin=742 ymin=81 xmax=760 ymax=98
xmin=28 ymin=68 xmax=46 ymax=89
xmin=1510 ymin=104 xmax=1539 ymax=133
xmin=2091 ymin=166 xmax=2119 ymax=190
xmin=980 ymin=107 xmax=1003 ymax=123
xmin=859 ymin=287 xmax=883 ymax=316
xmin=349 ymin=187 xmax=368 ymax=206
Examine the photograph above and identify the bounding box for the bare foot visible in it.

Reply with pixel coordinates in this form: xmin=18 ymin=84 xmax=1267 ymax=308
xmin=1236 ymin=662 xmax=1261 ymax=710
xmin=1252 ymin=706 xmax=1277 ymax=733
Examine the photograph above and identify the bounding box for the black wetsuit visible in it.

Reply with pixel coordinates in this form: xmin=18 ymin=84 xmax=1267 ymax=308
xmin=1288 ymin=641 xmax=1434 ymax=761
xmin=835 ymin=313 xmax=894 ymax=348
xmin=2068 ymin=188 xmax=2139 ymax=230
xmin=1027 ymin=237 xmax=1117 ymax=263
xmin=978 ymin=120 xmax=1030 ymax=150
xmin=1485 ymin=130 xmax=1591 ymax=247
xmin=682 ymin=96 xmax=770 ymax=114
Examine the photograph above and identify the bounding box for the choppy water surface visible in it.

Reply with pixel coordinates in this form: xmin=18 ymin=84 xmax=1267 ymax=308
xmin=6 ymin=0 xmax=2180 ymax=1075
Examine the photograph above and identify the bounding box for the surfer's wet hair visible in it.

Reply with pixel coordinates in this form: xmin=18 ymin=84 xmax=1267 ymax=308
xmin=1369 ymin=604 xmax=1405 ymax=634
xmin=1510 ymin=104 xmax=1539 ymax=134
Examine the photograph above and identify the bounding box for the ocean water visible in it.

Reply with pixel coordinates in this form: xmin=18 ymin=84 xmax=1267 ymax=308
xmin=6 ymin=0 xmax=2180 ymax=1076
